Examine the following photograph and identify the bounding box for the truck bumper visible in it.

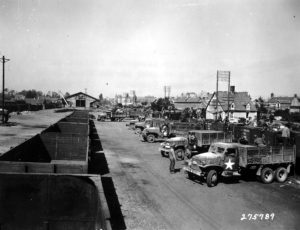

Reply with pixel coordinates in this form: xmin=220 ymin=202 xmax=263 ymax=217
xmin=182 ymin=166 xmax=203 ymax=177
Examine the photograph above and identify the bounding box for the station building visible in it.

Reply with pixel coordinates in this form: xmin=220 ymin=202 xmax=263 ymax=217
xmin=65 ymin=92 xmax=99 ymax=108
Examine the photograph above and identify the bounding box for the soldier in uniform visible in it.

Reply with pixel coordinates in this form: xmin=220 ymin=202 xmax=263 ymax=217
xmin=169 ymin=148 xmax=176 ymax=173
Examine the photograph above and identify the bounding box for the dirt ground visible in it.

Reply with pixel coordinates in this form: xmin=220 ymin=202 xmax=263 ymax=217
xmin=96 ymin=121 xmax=300 ymax=230
xmin=0 ymin=109 xmax=72 ymax=155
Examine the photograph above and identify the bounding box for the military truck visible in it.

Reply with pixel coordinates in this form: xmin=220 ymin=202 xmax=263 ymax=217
xmin=159 ymin=136 xmax=189 ymax=160
xmin=159 ymin=130 xmax=232 ymax=159
xmin=183 ymin=142 xmax=295 ymax=187
xmin=141 ymin=119 xmax=176 ymax=143
xmin=142 ymin=121 xmax=205 ymax=143
xmin=134 ymin=118 xmax=154 ymax=134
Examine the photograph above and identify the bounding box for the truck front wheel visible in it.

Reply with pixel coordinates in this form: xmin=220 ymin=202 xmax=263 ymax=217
xmin=175 ymin=148 xmax=185 ymax=160
xmin=147 ymin=134 xmax=155 ymax=143
xmin=135 ymin=128 xmax=142 ymax=134
xmin=206 ymin=170 xmax=218 ymax=187
xmin=275 ymin=167 xmax=288 ymax=183
xmin=260 ymin=167 xmax=274 ymax=184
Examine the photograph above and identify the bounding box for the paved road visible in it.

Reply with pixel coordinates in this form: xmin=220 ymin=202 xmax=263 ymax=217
xmin=96 ymin=122 xmax=300 ymax=230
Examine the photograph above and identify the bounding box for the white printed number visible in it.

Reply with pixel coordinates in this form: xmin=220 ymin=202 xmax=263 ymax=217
xmin=241 ymin=213 xmax=275 ymax=221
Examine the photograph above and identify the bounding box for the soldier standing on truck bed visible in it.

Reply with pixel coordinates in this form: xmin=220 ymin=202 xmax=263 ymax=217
xmin=282 ymin=124 xmax=290 ymax=146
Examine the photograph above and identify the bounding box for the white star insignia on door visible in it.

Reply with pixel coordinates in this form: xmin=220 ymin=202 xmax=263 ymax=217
xmin=225 ymin=158 xmax=235 ymax=170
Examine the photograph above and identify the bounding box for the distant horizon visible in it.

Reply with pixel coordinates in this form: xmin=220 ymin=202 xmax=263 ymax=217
xmin=3 ymin=86 xmax=298 ymax=101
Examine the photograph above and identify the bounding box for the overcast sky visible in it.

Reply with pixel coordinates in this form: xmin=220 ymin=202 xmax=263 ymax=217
xmin=0 ymin=0 xmax=299 ymax=99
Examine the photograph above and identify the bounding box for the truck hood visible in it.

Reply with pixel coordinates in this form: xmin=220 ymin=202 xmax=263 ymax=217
xmin=191 ymin=152 xmax=222 ymax=166
xmin=193 ymin=152 xmax=221 ymax=159
xmin=135 ymin=122 xmax=145 ymax=126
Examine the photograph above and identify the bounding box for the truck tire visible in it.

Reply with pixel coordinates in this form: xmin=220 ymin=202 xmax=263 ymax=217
xmin=275 ymin=167 xmax=288 ymax=183
xmin=175 ymin=148 xmax=185 ymax=160
xmin=146 ymin=134 xmax=155 ymax=143
xmin=206 ymin=169 xmax=218 ymax=187
xmin=136 ymin=128 xmax=142 ymax=134
xmin=260 ymin=167 xmax=274 ymax=184
xmin=185 ymin=150 xmax=192 ymax=159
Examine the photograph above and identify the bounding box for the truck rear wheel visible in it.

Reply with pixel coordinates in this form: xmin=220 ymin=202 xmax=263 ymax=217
xmin=206 ymin=170 xmax=218 ymax=187
xmin=260 ymin=167 xmax=274 ymax=184
xmin=275 ymin=167 xmax=288 ymax=183
xmin=146 ymin=134 xmax=155 ymax=143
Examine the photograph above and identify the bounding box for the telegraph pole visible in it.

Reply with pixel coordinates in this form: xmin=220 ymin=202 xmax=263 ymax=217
xmin=1 ymin=56 xmax=10 ymax=123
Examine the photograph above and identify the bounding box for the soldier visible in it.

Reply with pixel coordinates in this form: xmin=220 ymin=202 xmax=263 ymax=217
xmin=281 ymin=124 xmax=290 ymax=146
xmin=169 ymin=148 xmax=176 ymax=173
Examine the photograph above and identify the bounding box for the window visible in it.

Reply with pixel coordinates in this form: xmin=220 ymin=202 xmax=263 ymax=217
xmin=226 ymin=148 xmax=236 ymax=157
xmin=231 ymin=103 xmax=235 ymax=110
xmin=246 ymin=103 xmax=251 ymax=111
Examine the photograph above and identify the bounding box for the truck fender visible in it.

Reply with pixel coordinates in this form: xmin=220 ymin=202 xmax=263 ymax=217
xmin=256 ymin=165 xmax=263 ymax=176
xmin=287 ymin=164 xmax=291 ymax=173
xmin=203 ymin=166 xmax=224 ymax=174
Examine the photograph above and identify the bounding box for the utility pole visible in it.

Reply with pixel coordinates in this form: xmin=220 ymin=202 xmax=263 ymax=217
xmin=1 ymin=56 xmax=10 ymax=123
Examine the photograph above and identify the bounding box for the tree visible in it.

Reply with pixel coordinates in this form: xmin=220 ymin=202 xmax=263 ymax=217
xmin=51 ymin=91 xmax=60 ymax=98
xmin=151 ymin=97 xmax=174 ymax=112
xmin=64 ymin=92 xmax=70 ymax=98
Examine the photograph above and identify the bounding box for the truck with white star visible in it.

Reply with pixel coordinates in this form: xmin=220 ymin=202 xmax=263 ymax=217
xmin=183 ymin=142 xmax=296 ymax=187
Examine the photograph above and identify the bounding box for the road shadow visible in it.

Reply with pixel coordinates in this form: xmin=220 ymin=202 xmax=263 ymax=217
xmin=89 ymin=120 xmax=109 ymax=175
xmin=101 ymin=177 xmax=127 ymax=230
xmin=89 ymin=120 xmax=126 ymax=229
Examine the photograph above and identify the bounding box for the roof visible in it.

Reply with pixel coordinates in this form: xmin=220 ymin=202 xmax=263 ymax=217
xmin=268 ymin=97 xmax=293 ymax=104
xmin=208 ymin=91 xmax=257 ymax=112
xmin=174 ymin=97 xmax=207 ymax=110
xmin=65 ymin=92 xmax=98 ymax=101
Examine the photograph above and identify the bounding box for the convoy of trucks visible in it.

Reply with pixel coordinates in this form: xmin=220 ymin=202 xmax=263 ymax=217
xmin=97 ymin=108 xmax=298 ymax=187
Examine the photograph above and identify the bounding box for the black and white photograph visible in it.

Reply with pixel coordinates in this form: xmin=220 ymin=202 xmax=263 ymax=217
xmin=0 ymin=0 xmax=299 ymax=229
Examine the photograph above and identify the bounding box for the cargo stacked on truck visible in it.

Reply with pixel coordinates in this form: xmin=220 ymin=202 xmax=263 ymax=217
xmin=183 ymin=142 xmax=295 ymax=187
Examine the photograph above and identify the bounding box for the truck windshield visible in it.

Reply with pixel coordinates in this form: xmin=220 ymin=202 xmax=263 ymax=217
xmin=209 ymin=145 xmax=225 ymax=154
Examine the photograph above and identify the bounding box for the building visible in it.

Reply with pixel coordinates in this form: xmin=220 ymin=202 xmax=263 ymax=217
xmin=267 ymin=94 xmax=293 ymax=111
xmin=290 ymin=94 xmax=300 ymax=113
xmin=206 ymin=87 xmax=257 ymax=120
xmin=65 ymin=92 xmax=99 ymax=108
xmin=137 ymin=96 xmax=156 ymax=105
xmin=173 ymin=96 xmax=208 ymax=111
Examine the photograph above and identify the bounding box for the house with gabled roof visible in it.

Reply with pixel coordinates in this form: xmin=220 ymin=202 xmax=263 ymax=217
xmin=65 ymin=92 xmax=99 ymax=108
xmin=206 ymin=87 xmax=257 ymax=120
xmin=267 ymin=94 xmax=293 ymax=111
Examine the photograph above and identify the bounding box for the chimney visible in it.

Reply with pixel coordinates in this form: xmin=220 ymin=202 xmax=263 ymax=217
xmin=271 ymin=93 xmax=274 ymax=98
xmin=294 ymin=94 xmax=297 ymax=98
xmin=230 ymin=86 xmax=235 ymax=93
